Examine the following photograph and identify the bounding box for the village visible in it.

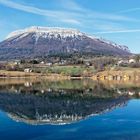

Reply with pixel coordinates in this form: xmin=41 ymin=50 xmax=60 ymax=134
xmin=0 ymin=55 xmax=139 ymax=80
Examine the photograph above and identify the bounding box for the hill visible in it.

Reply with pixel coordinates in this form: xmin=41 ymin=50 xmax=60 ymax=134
xmin=0 ymin=26 xmax=131 ymax=60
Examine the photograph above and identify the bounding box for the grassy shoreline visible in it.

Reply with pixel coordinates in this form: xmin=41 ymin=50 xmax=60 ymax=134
xmin=1 ymin=67 xmax=140 ymax=81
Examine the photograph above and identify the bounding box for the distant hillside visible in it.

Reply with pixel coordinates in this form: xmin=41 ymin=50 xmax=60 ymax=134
xmin=0 ymin=26 xmax=131 ymax=60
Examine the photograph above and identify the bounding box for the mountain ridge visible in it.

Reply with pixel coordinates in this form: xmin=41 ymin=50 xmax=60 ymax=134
xmin=0 ymin=26 xmax=131 ymax=60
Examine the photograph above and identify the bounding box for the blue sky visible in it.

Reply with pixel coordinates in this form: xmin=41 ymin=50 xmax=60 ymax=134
xmin=0 ymin=0 xmax=140 ymax=53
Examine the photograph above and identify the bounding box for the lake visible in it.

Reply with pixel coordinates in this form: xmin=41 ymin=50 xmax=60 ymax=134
xmin=0 ymin=79 xmax=140 ymax=140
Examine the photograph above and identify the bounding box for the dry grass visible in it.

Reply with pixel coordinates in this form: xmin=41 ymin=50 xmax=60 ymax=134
xmin=0 ymin=70 xmax=40 ymax=78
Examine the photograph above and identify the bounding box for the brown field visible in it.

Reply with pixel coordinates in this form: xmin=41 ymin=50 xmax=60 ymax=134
xmin=0 ymin=70 xmax=70 ymax=80
xmin=0 ymin=70 xmax=41 ymax=78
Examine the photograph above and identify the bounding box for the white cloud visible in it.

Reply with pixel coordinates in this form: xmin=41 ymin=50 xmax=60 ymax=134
xmin=93 ymin=23 xmax=125 ymax=31
xmin=61 ymin=19 xmax=81 ymax=25
xmin=0 ymin=0 xmax=138 ymax=22
xmin=0 ymin=0 xmax=139 ymax=32
xmin=95 ymin=29 xmax=140 ymax=34
xmin=0 ymin=0 xmax=83 ymax=26
xmin=59 ymin=0 xmax=84 ymax=11
xmin=0 ymin=0 xmax=65 ymax=18
xmin=118 ymin=8 xmax=140 ymax=14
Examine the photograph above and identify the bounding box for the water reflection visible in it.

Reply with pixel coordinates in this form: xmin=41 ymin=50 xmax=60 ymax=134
xmin=0 ymin=79 xmax=139 ymax=125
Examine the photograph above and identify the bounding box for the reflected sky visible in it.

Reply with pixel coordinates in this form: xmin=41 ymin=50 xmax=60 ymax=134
xmin=0 ymin=100 xmax=140 ymax=140
xmin=0 ymin=79 xmax=140 ymax=140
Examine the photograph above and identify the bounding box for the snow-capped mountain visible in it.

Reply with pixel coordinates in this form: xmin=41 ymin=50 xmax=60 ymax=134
xmin=6 ymin=26 xmax=85 ymax=39
xmin=0 ymin=90 xmax=128 ymax=125
xmin=0 ymin=26 xmax=131 ymax=59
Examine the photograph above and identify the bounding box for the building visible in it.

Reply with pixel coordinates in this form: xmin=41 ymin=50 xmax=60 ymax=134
xmin=46 ymin=63 xmax=52 ymax=66
xmin=14 ymin=60 xmax=21 ymax=65
xmin=24 ymin=68 xmax=32 ymax=73
xmin=117 ymin=60 xmax=129 ymax=65
xmin=129 ymin=59 xmax=136 ymax=64
xmin=40 ymin=61 xmax=45 ymax=64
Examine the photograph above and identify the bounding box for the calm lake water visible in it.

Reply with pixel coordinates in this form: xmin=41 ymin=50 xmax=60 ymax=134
xmin=0 ymin=79 xmax=140 ymax=140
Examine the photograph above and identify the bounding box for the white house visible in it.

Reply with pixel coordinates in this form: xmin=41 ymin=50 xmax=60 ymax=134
xmin=14 ymin=60 xmax=21 ymax=65
xmin=40 ymin=61 xmax=45 ymax=64
xmin=117 ymin=60 xmax=129 ymax=65
xmin=46 ymin=63 xmax=52 ymax=66
xmin=24 ymin=68 xmax=32 ymax=73
xmin=129 ymin=59 xmax=136 ymax=64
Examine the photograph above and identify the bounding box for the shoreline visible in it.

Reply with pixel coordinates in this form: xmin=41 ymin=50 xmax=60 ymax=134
xmin=1 ymin=69 xmax=140 ymax=81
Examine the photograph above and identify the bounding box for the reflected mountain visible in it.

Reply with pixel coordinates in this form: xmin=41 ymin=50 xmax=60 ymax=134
xmin=0 ymin=92 xmax=128 ymax=125
xmin=0 ymin=79 xmax=128 ymax=125
xmin=0 ymin=79 xmax=139 ymax=125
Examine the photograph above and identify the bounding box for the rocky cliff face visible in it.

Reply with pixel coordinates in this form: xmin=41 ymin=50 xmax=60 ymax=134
xmin=0 ymin=26 xmax=131 ymax=60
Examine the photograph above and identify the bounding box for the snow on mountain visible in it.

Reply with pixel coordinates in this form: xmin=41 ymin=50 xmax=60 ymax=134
xmin=6 ymin=26 xmax=130 ymax=53
xmin=0 ymin=26 xmax=131 ymax=60
xmin=98 ymin=38 xmax=130 ymax=52
xmin=88 ymin=35 xmax=130 ymax=53
xmin=6 ymin=26 xmax=85 ymax=39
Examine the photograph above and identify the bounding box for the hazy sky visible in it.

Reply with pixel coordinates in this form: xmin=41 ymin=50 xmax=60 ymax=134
xmin=0 ymin=0 xmax=140 ymax=53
